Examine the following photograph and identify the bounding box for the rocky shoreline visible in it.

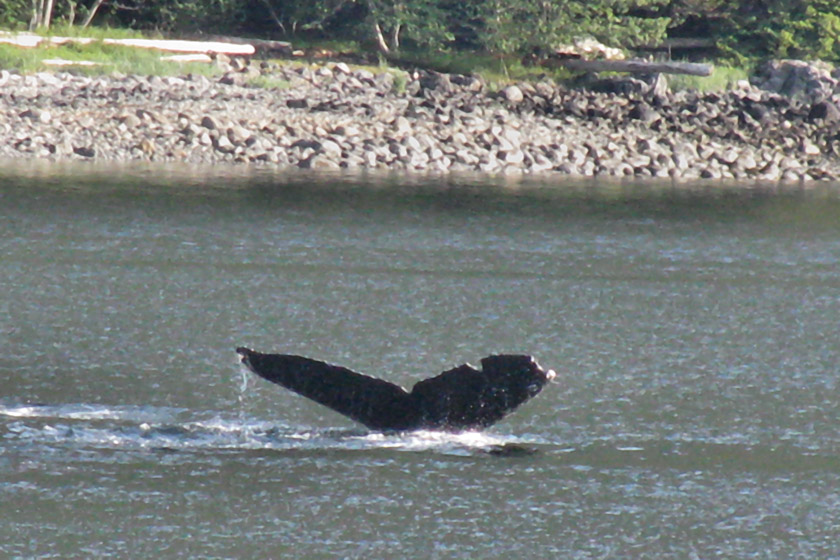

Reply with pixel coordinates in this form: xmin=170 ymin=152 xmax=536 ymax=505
xmin=1 ymin=59 xmax=839 ymax=182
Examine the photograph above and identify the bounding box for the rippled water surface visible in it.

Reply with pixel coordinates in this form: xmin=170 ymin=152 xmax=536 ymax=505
xmin=3 ymin=161 xmax=840 ymax=558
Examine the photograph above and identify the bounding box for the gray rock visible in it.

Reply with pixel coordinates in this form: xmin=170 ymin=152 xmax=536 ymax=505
xmin=799 ymin=139 xmax=821 ymax=156
xmin=20 ymin=108 xmax=51 ymax=123
xmin=286 ymin=98 xmax=308 ymax=109
xmin=299 ymin=153 xmax=340 ymax=169
xmin=73 ymin=146 xmax=95 ymax=158
xmin=392 ymin=116 xmax=412 ymax=136
xmin=501 ymin=85 xmax=524 ymax=104
xmin=0 ymin=59 xmax=838 ymax=181
xmin=332 ymin=62 xmax=351 ymax=75
xmin=219 ymin=71 xmax=244 ymax=86
xmin=807 ymin=100 xmax=840 ymax=123
xmin=227 ymin=125 xmax=252 ymax=145
xmin=200 ymin=116 xmax=219 ymax=130
xmin=628 ymin=103 xmax=658 ymax=122
xmin=290 ymin=139 xmax=322 ymax=151
xmin=320 ymin=139 xmax=343 ymax=157
xmin=214 ymin=135 xmax=235 ymax=153
xmin=500 ymin=149 xmax=525 ymax=164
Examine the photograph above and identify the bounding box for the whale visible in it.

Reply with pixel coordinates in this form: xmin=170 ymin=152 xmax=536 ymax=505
xmin=236 ymin=348 xmax=555 ymax=432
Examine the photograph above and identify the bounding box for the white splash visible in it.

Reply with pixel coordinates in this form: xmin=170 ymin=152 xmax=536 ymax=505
xmin=2 ymin=402 xmax=532 ymax=456
xmin=0 ymin=402 xmax=181 ymax=422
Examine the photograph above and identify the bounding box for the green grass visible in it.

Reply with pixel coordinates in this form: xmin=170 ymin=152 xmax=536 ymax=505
xmin=390 ymin=71 xmax=408 ymax=94
xmin=245 ymin=74 xmax=291 ymax=89
xmin=38 ymin=23 xmax=149 ymax=40
xmin=668 ymin=64 xmax=752 ymax=92
xmin=1 ymin=26 xmax=756 ymax=94
xmin=0 ymin=43 xmax=46 ymax=73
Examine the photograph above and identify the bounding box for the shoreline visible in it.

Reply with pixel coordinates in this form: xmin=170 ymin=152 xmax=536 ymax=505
xmin=2 ymin=60 xmax=839 ymax=183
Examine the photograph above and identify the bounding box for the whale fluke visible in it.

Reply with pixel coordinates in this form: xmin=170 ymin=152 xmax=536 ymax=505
xmin=236 ymin=347 xmax=555 ymax=432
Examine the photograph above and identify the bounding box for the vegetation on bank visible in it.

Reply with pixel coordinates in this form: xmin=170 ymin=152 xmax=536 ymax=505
xmin=3 ymin=0 xmax=840 ymax=63
xmin=0 ymin=1 xmax=833 ymax=91
xmin=0 ymin=33 xmax=752 ymax=94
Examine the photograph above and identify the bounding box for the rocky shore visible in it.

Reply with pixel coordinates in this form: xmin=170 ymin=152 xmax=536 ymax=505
xmin=1 ymin=58 xmax=839 ymax=182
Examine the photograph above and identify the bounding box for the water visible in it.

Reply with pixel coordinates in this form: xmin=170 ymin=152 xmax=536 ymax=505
xmin=3 ymin=161 xmax=840 ymax=558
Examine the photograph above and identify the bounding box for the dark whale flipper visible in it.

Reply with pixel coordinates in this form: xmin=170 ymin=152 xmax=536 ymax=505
xmin=237 ymin=348 xmax=555 ymax=432
xmin=236 ymin=348 xmax=421 ymax=431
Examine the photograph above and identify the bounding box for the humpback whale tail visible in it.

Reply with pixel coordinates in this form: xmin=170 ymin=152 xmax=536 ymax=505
xmin=236 ymin=347 xmax=555 ymax=432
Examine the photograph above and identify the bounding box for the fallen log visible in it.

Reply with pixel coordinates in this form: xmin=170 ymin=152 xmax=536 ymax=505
xmin=41 ymin=54 xmax=213 ymax=65
xmin=159 ymin=53 xmax=214 ymax=63
xmin=42 ymin=58 xmax=100 ymax=67
xmin=102 ymin=38 xmax=254 ymax=55
xmin=550 ymin=58 xmax=713 ymax=76
xmin=200 ymin=34 xmax=292 ymax=55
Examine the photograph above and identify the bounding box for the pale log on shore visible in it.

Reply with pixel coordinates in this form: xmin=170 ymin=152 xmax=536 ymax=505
xmin=42 ymin=58 xmax=100 ymax=66
xmin=200 ymin=35 xmax=292 ymax=55
xmin=102 ymin=38 xmax=254 ymax=55
xmin=0 ymin=32 xmax=255 ymax=56
xmin=553 ymin=58 xmax=713 ymax=76
xmin=39 ymin=55 xmax=212 ymax=65
xmin=159 ymin=54 xmax=214 ymax=63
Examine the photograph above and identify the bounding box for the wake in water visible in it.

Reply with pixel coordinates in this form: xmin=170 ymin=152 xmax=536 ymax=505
xmin=0 ymin=402 xmax=535 ymax=457
xmin=5 ymin=402 xmax=834 ymax=469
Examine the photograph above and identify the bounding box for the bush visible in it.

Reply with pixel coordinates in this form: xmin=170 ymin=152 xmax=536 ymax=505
xmin=2 ymin=0 xmax=838 ymax=65
xmin=715 ymin=0 xmax=840 ymax=62
xmin=473 ymin=0 xmax=671 ymax=54
xmin=0 ymin=0 xmax=32 ymax=28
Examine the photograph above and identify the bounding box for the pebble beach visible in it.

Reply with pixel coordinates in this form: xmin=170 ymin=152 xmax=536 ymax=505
xmin=1 ymin=58 xmax=839 ymax=182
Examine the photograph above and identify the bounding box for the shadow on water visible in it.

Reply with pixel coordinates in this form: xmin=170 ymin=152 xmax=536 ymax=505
xmin=4 ymin=159 xmax=840 ymax=227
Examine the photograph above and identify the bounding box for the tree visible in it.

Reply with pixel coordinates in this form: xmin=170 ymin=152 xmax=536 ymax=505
xmin=361 ymin=0 xmax=453 ymax=54
xmin=80 ymin=0 xmax=107 ymax=27
xmin=248 ymin=0 xmax=354 ymax=36
xmin=31 ymin=0 xmax=56 ymax=29
xmin=0 ymin=0 xmax=30 ymax=28
xmin=718 ymin=0 xmax=840 ymax=61
xmin=478 ymin=0 xmax=671 ymax=54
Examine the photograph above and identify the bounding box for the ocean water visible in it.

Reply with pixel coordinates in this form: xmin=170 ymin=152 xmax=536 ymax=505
xmin=3 ymin=161 xmax=840 ymax=558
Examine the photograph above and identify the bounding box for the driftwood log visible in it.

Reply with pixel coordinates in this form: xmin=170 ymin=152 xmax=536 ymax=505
xmin=199 ymin=34 xmax=292 ymax=56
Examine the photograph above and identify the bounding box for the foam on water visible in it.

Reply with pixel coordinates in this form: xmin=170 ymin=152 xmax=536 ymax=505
xmin=0 ymin=402 xmax=185 ymax=423
xmin=4 ymin=401 xmax=834 ymax=469
xmin=0 ymin=401 xmax=527 ymax=457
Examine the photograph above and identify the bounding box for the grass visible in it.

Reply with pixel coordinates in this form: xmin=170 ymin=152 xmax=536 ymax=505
xmin=391 ymin=71 xmax=408 ymax=94
xmin=38 ymin=23 xmax=149 ymax=40
xmin=245 ymin=73 xmax=291 ymax=89
xmin=0 ymin=43 xmax=46 ymax=73
xmin=668 ymin=63 xmax=752 ymax=92
xmin=1 ymin=25 xmax=756 ymax=93
xmin=396 ymin=48 xmax=756 ymax=93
